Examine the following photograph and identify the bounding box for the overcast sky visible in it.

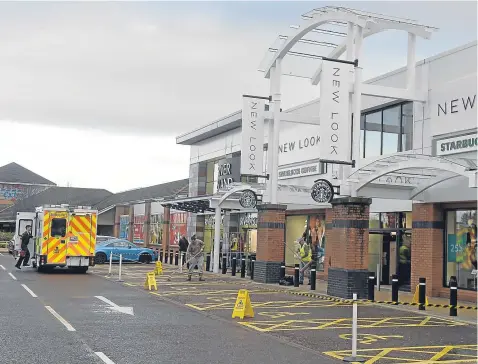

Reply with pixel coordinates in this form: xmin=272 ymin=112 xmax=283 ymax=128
xmin=0 ymin=1 xmax=476 ymax=192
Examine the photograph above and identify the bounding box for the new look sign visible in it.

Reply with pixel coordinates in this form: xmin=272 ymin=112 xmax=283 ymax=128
xmin=241 ymin=96 xmax=265 ymax=175
xmin=318 ymin=60 xmax=353 ymax=162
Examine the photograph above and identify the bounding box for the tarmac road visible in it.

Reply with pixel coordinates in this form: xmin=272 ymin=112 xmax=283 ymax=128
xmin=0 ymin=254 xmax=336 ymax=364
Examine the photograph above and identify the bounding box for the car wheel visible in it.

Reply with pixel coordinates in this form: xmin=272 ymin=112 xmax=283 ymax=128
xmin=139 ymin=254 xmax=152 ymax=264
xmin=95 ymin=252 xmax=107 ymax=264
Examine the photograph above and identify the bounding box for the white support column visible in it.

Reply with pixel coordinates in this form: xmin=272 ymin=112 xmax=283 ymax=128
xmin=213 ymin=206 xmax=221 ymax=273
xmin=270 ymin=59 xmax=282 ymax=204
xmin=266 ymin=65 xmax=276 ymax=203
xmin=406 ymin=32 xmax=416 ymax=91
xmin=352 ymin=25 xmax=363 ymax=171
xmin=343 ymin=21 xmax=355 ymax=180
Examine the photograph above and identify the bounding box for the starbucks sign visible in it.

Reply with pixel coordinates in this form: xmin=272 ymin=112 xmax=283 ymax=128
xmin=435 ymin=133 xmax=478 ymax=156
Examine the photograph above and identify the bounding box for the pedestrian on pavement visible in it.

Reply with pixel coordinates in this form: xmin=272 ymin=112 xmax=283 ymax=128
xmin=179 ymin=234 xmax=189 ymax=266
xmin=298 ymin=236 xmax=311 ymax=285
xmin=15 ymin=225 xmax=33 ymax=269
xmin=186 ymin=234 xmax=205 ymax=281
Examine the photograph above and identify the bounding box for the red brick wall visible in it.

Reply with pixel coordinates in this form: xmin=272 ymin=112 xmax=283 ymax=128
xmin=325 ymin=197 xmax=371 ymax=273
xmin=411 ymin=203 xmax=444 ymax=297
xmin=256 ymin=204 xmax=286 ymax=263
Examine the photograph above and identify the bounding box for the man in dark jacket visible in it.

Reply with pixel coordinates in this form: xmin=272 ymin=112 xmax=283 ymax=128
xmin=179 ymin=235 xmax=189 ymax=268
xmin=15 ymin=225 xmax=33 ymax=269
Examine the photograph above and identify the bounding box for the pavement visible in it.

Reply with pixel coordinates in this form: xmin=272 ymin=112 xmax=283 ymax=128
xmin=1 ymin=252 xmax=477 ymax=364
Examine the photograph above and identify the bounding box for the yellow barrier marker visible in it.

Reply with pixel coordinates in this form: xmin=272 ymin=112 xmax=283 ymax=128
xmin=154 ymin=261 xmax=163 ymax=276
xmin=144 ymin=272 xmax=158 ymax=291
xmin=412 ymin=284 xmax=429 ymax=305
xmin=232 ymin=289 xmax=254 ymax=319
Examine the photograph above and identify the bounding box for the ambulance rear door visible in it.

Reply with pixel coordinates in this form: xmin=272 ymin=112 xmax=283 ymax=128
xmin=14 ymin=212 xmax=36 ymax=253
xmin=68 ymin=212 xmax=95 ymax=257
xmin=45 ymin=210 xmax=69 ymax=265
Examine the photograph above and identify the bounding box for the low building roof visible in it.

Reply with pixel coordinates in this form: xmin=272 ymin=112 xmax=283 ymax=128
xmin=0 ymin=162 xmax=56 ymax=186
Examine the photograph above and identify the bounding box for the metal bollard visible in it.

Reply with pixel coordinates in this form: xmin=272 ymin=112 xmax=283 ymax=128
xmin=108 ymin=252 xmax=113 ymax=276
xmin=159 ymin=251 xmax=163 ymax=263
xmin=419 ymin=277 xmax=426 ymax=311
xmin=310 ymin=262 xmax=316 ymax=291
xmin=206 ymin=254 xmax=211 ymax=272
xmin=280 ymin=262 xmax=286 ymax=281
xmin=241 ymin=258 xmax=246 ymax=278
xmin=179 ymin=253 xmax=183 ymax=273
xmin=174 ymin=252 xmax=179 ymax=266
xmin=231 ymin=257 xmax=237 ymax=276
xmin=164 ymin=250 xmax=168 ymax=264
xmin=343 ymin=293 xmax=365 ymax=362
xmin=117 ymin=254 xmax=124 ymax=282
xmin=368 ymin=272 xmax=375 ymax=301
xmin=169 ymin=250 xmax=173 ymax=264
xmin=391 ymin=274 xmax=399 ymax=304
xmin=250 ymin=259 xmax=255 ymax=280
xmin=449 ymin=276 xmax=457 ymax=317
xmin=222 ymin=256 xmax=227 ymax=274
xmin=294 ymin=264 xmax=300 ymax=287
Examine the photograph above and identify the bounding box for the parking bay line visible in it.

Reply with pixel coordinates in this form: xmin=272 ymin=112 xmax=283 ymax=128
xmin=95 ymin=352 xmax=116 ymax=364
xmin=45 ymin=306 xmax=76 ymax=332
xmin=8 ymin=272 xmax=17 ymax=280
xmin=0 ymin=265 xmax=5 ymax=271
xmin=21 ymin=284 xmax=37 ymax=297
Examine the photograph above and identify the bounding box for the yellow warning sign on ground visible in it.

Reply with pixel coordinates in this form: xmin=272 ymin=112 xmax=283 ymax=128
xmin=144 ymin=272 xmax=158 ymax=291
xmin=154 ymin=261 xmax=163 ymax=276
xmin=232 ymin=289 xmax=254 ymax=319
xmin=412 ymin=284 xmax=429 ymax=305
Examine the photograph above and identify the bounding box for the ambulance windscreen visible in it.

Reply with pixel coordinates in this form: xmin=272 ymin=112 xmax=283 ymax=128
xmin=51 ymin=218 xmax=67 ymax=237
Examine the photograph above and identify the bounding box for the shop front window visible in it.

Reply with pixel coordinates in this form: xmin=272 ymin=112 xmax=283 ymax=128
xmin=445 ymin=210 xmax=477 ymax=290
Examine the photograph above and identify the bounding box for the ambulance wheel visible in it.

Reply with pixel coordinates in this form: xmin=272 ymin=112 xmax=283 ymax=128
xmin=139 ymin=254 xmax=152 ymax=264
xmin=76 ymin=267 xmax=88 ymax=274
xmin=95 ymin=252 xmax=107 ymax=264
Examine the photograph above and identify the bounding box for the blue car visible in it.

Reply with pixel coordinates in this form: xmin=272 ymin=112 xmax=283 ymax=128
xmin=94 ymin=238 xmax=158 ymax=264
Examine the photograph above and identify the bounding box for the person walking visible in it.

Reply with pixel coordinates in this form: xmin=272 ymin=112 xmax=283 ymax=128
xmin=179 ymin=234 xmax=189 ymax=267
xmin=15 ymin=225 xmax=33 ymax=269
xmin=186 ymin=234 xmax=205 ymax=281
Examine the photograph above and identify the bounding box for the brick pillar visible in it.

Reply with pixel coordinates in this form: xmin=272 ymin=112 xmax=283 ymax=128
xmin=128 ymin=204 xmax=135 ymax=243
xmin=323 ymin=207 xmax=333 ymax=278
xmin=162 ymin=206 xmax=171 ymax=258
xmin=411 ymin=203 xmax=444 ymax=297
xmin=254 ymin=204 xmax=286 ymax=283
xmin=143 ymin=201 xmax=151 ymax=247
xmin=326 ymin=197 xmax=372 ymax=299
xmin=113 ymin=206 xmax=127 ymax=238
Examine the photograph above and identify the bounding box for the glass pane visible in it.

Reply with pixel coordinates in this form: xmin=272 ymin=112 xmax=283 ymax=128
xmin=365 ymin=131 xmax=381 ymax=158
xmin=285 ymin=216 xmax=308 ymax=266
xmin=370 ymin=213 xmax=380 ymax=229
xmin=446 ymin=210 xmax=477 ymax=290
xmin=382 ymin=133 xmax=399 ymax=155
xmin=360 ymin=129 xmax=365 ymax=158
xmin=365 ymin=111 xmax=381 ymax=130
xmin=51 ymin=219 xmax=67 ymax=237
xmin=383 ymin=105 xmax=401 ymax=126
xmin=381 ymin=213 xmax=398 ymax=228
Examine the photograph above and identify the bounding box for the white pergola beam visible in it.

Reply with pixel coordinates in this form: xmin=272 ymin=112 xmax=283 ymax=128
xmin=360 ymin=84 xmax=426 ymax=102
xmin=264 ymin=111 xmax=320 ymax=125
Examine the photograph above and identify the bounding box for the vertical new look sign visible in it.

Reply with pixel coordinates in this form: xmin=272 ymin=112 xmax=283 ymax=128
xmin=241 ymin=96 xmax=265 ymax=175
xmin=319 ymin=60 xmax=352 ymax=162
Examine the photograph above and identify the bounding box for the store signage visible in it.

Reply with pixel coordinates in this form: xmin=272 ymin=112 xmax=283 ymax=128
xmin=241 ymin=96 xmax=265 ymax=175
xmin=372 ymin=174 xmax=418 ymax=187
xmin=239 ymin=190 xmax=257 ymax=209
xmin=278 ymin=124 xmax=321 ymax=166
xmin=318 ymin=60 xmax=352 ymax=162
xmin=278 ymin=162 xmax=321 ymax=180
xmin=311 ymin=179 xmax=334 ymax=203
xmin=430 ymin=73 xmax=477 ymax=136
xmin=435 ymin=133 xmax=478 ymax=156
xmin=216 ymin=157 xmax=240 ymax=191
xmin=240 ymin=213 xmax=257 ymax=228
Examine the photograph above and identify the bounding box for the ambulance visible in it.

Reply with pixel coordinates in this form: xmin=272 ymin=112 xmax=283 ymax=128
xmin=14 ymin=204 xmax=97 ymax=272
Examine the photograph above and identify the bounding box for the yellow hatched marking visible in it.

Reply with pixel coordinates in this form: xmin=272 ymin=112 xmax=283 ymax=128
xmin=429 ymin=346 xmax=456 ymax=361
xmin=185 ymin=300 xmax=350 ymax=311
xmin=418 ymin=316 xmax=432 ymax=326
xmin=366 ymin=348 xmax=394 ymax=364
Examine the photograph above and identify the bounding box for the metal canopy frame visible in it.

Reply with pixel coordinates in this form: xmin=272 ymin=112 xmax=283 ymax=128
xmin=346 ymin=154 xmax=477 ymax=199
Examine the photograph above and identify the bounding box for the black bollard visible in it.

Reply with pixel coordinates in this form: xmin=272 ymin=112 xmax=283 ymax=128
xmin=174 ymin=252 xmax=179 ymax=266
xmin=294 ymin=264 xmax=300 ymax=287
xmin=231 ymin=257 xmax=237 ymax=276
xmin=280 ymin=262 xmax=286 ymax=281
xmin=164 ymin=250 xmax=168 ymax=264
xmin=169 ymin=250 xmax=173 ymax=264
xmin=368 ymin=272 xmax=376 ymax=301
xmin=419 ymin=277 xmax=426 ymax=311
xmin=241 ymin=258 xmax=246 ymax=278
xmin=251 ymin=259 xmax=255 ymax=280
xmin=310 ymin=262 xmax=316 ymax=291
xmin=206 ymin=254 xmax=211 ymax=271
xmin=222 ymin=256 xmax=227 ymax=274
xmin=449 ymin=276 xmax=457 ymax=317
xmin=159 ymin=251 xmax=163 ymax=262
xmin=391 ymin=274 xmax=399 ymax=304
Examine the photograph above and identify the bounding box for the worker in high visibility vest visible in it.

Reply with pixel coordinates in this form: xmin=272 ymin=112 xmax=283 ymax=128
xmin=299 ymin=239 xmax=312 ymax=285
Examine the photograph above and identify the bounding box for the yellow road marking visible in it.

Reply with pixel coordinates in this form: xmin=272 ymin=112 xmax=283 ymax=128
xmin=418 ymin=316 xmax=432 ymax=326
xmin=366 ymin=348 xmax=394 ymax=364
xmin=429 ymin=345 xmax=455 ymax=361
xmin=339 ymin=334 xmax=403 ymax=345
xmin=258 ymin=312 xmax=310 ymax=319
xmin=186 ymin=300 xmax=351 ymax=311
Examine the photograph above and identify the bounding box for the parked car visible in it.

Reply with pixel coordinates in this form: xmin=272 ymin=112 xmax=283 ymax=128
xmin=94 ymin=238 xmax=158 ymax=264
xmin=96 ymin=235 xmax=116 ymax=243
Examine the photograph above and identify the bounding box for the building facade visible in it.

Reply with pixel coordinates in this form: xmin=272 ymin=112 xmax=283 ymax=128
xmin=176 ymin=41 xmax=477 ymax=300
